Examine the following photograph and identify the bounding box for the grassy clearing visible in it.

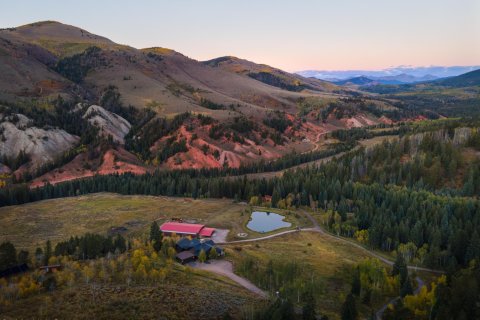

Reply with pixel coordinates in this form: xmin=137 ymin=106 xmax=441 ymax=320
xmin=1 ymin=267 xmax=260 ymax=320
xmin=0 ymin=193 xmax=250 ymax=250
xmin=226 ymin=231 xmax=397 ymax=320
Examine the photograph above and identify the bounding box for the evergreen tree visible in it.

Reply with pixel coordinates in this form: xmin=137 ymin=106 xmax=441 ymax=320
xmin=341 ymin=293 xmax=357 ymax=320
xmin=34 ymin=247 xmax=43 ymax=266
xmin=351 ymin=266 xmax=361 ymax=296
xmin=400 ymin=276 xmax=413 ymax=297
xmin=392 ymin=254 xmax=408 ymax=286
xmin=149 ymin=221 xmax=162 ymax=251
xmin=17 ymin=250 xmax=29 ymax=265
xmin=302 ymin=291 xmax=316 ymax=320
xmin=114 ymin=234 xmax=127 ymax=253
xmin=222 ymin=312 xmax=232 ymax=320
xmin=465 ymin=231 xmax=480 ymax=264
xmin=0 ymin=241 xmax=17 ymax=270
xmin=43 ymin=240 xmax=52 ymax=265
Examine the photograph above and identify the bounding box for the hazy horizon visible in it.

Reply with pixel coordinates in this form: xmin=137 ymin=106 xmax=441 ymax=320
xmin=2 ymin=0 xmax=479 ymax=72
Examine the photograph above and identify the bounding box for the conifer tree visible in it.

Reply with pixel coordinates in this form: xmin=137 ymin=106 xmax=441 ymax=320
xmin=341 ymin=293 xmax=357 ymax=320
xmin=0 ymin=241 xmax=17 ymax=270
xmin=43 ymin=240 xmax=52 ymax=265
xmin=149 ymin=221 xmax=162 ymax=251
xmin=351 ymin=266 xmax=361 ymax=296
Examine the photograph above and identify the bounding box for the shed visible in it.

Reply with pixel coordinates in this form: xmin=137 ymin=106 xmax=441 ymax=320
xmin=176 ymin=251 xmax=196 ymax=264
xmin=39 ymin=264 xmax=62 ymax=273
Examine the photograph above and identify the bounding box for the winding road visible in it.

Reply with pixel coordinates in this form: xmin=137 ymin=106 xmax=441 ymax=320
xmin=375 ymin=277 xmax=425 ymax=320
xmin=190 ymin=209 xmax=442 ymax=318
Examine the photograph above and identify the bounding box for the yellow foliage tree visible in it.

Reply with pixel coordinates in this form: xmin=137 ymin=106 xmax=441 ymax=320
xmin=354 ymin=229 xmax=369 ymax=245
xmin=18 ymin=275 xmax=41 ymax=298
xmin=402 ymin=275 xmax=447 ymax=319
xmin=82 ymin=265 xmax=94 ymax=284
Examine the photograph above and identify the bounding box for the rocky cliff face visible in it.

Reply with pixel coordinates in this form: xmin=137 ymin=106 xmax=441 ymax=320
xmin=82 ymin=104 xmax=131 ymax=144
xmin=0 ymin=113 xmax=79 ymax=169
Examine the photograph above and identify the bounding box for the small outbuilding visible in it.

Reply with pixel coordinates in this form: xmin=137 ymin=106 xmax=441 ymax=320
xmin=176 ymin=251 xmax=196 ymax=264
xmin=39 ymin=264 xmax=63 ymax=273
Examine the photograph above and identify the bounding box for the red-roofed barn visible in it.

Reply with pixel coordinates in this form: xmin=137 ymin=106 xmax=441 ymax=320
xmin=160 ymin=222 xmax=216 ymax=238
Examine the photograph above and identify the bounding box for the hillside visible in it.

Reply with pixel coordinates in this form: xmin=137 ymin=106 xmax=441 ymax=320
xmin=359 ymin=69 xmax=480 ymax=117
xmin=0 ymin=21 xmax=407 ymax=186
xmin=203 ymin=56 xmax=338 ymax=93
xmin=433 ymin=69 xmax=480 ymax=87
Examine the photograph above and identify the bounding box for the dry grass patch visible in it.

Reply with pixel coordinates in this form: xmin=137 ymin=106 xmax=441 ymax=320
xmin=0 ymin=193 xmax=251 ymax=250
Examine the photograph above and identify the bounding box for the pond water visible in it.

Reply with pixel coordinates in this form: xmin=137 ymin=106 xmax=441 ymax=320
xmin=246 ymin=211 xmax=291 ymax=233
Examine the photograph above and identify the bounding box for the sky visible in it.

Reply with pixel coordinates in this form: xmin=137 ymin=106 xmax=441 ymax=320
xmin=1 ymin=0 xmax=479 ymax=72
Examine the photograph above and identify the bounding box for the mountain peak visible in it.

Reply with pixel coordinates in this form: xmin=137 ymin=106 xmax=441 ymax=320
xmin=0 ymin=20 xmax=114 ymax=57
xmin=18 ymin=20 xmax=65 ymax=28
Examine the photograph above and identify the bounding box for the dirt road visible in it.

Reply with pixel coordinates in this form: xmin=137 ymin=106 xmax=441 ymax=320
xmin=188 ymin=260 xmax=267 ymax=298
xmin=375 ymin=277 xmax=425 ymax=319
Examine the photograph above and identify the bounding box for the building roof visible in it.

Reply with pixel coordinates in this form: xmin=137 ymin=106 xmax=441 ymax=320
xmin=160 ymin=222 xmax=205 ymax=235
xmin=193 ymin=242 xmax=214 ymax=256
xmin=176 ymin=251 xmax=195 ymax=261
xmin=202 ymin=239 xmax=215 ymax=246
xmin=176 ymin=237 xmax=192 ymax=250
xmin=177 ymin=238 xmax=214 ymax=251
xmin=199 ymin=227 xmax=216 ymax=237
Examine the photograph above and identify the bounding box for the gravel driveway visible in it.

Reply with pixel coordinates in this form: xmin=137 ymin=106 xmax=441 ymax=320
xmin=188 ymin=260 xmax=267 ymax=298
xmin=211 ymin=229 xmax=229 ymax=243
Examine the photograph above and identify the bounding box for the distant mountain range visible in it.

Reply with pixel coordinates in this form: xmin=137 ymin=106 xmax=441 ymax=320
xmin=332 ymin=73 xmax=440 ymax=86
xmin=298 ymin=66 xmax=480 ymax=84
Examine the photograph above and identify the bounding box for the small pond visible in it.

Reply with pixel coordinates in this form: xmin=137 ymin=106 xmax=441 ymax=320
xmin=246 ymin=211 xmax=291 ymax=233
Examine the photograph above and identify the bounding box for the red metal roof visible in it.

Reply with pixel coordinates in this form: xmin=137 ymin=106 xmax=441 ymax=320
xmin=199 ymin=227 xmax=216 ymax=237
xmin=160 ymin=222 xmax=205 ymax=235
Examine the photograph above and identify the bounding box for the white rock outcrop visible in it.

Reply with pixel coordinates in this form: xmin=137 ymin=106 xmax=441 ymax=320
xmin=0 ymin=113 xmax=79 ymax=169
xmin=83 ymin=105 xmax=131 ymax=144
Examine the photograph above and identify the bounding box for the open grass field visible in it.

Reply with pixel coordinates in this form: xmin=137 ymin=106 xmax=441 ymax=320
xmin=0 ymin=193 xmax=307 ymax=250
xmin=0 ymin=266 xmax=260 ymax=319
xmin=226 ymin=231 xmax=398 ymax=320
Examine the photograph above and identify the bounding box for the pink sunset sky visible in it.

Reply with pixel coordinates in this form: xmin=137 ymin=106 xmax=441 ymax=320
xmin=2 ymin=0 xmax=479 ymax=72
